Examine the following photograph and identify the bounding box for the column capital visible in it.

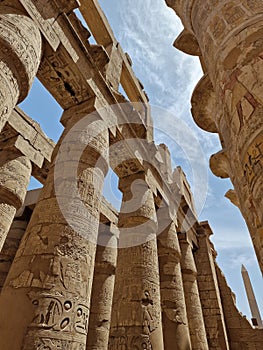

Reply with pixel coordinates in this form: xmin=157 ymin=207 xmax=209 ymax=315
xmin=0 ymin=6 xmax=42 ymax=102
xmin=165 ymin=0 xmax=195 ymax=33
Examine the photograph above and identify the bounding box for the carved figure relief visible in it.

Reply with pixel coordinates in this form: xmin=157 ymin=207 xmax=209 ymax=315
xmin=141 ymin=291 xmax=155 ymax=335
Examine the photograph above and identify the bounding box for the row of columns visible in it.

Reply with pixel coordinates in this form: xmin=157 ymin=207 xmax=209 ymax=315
xmin=0 ymin=2 xmax=210 ymax=349
xmin=0 ymin=163 xmax=211 ymax=350
xmin=0 ymin=0 xmax=42 ymax=266
xmin=0 ymin=102 xmax=109 ymax=349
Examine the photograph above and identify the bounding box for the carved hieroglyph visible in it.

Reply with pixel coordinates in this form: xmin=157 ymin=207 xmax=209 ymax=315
xmin=110 ymin=173 xmax=164 ymax=350
xmin=0 ymin=101 xmax=109 ymax=350
xmin=0 ymin=5 xmax=42 ymax=131
xmin=167 ymin=0 xmax=263 ymax=273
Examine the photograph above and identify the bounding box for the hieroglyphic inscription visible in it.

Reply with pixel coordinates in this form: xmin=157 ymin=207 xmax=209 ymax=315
xmin=108 ymin=335 xmax=152 ymax=350
xmin=37 ymin=49 xmax=93 ymax=109
xmin=0 ymin=9 xmax=42 ymax=91
xmin=19 ymin=0 xmax=60 ymax=51
xmin=28 ymin=293 xmax=89 ymax=335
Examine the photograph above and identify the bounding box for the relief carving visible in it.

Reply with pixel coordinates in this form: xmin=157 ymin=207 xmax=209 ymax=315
xmin=141 ymin=291 xmax=156 ymax=336
xmin=37 ymin=50 xmax=93 ymax=109
xmin=163 ymin=307 xmax=186 ymax=325
xmin=74 ymin=304 xmax=89 ymax=335
xmin=19 ymin=0 xmax=60 ymax=51
xmin=30 ymin=296 xmax=71 ymax=331
xmin=131 ymin=335 xmax=152 ymax=349
xmin=0 ymin=8 xmax=42 ymax=97
xmin=28 ymin=293 xmax=89 ymax=335
xmin=36 ymin=338 xmax=62 ymax=350
xmin=243 ymin=139 xmax=263 ymax=189
xmin=34 ymin=338 xmax=86 ymax=350
xmin=109 ymin=335 xmax=152 ymax=350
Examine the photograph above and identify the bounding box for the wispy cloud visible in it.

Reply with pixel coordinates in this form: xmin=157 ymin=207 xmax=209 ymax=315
xmin=98 ymin=0 xmax=262 ymax=315
xmin=112 ymin=0 xmax=222 ymax=178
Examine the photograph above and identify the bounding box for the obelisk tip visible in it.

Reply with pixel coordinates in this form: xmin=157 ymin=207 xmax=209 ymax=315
xmin=241 ymin=264 xmax=247 ymax=272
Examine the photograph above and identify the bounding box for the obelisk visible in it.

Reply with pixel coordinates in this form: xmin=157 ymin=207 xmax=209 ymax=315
xmin=241 ymin=265 xmax=263 ymax=328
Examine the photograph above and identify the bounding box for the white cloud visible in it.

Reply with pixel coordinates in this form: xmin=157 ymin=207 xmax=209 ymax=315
xmin=98 ymin=0 xmax=262 ymax=316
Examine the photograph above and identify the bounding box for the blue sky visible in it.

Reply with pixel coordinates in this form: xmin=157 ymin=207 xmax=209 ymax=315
xmin=20 ymin=0 xmax=262 ymax=321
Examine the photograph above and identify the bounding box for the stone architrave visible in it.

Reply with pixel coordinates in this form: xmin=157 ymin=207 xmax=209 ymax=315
xmin=0 ymin=153 xmax=32 ymax=251
xmin=0 ymin=5 xmax=42 ymax=131
xmin=110 ymin=172 xmax=164 ymax=350
xmin=0 ymin=100 xmax=109 ymax=350
xmin=179 ymin=234 xmax=209 ymax=350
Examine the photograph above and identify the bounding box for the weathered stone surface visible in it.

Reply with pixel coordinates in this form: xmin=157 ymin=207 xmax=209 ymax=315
xmin=86 ymin=223 xmax=118 ymax=350
xmin=216 ymin=263 xmax=263 ymax=348
xmin=0 ymin=101 xmax=109 ymax=349
xmin=0 ymin=154 xmax=32 ymax=251
xmin=168 ymin=0 xmax=263 ymax=274
xmin=0 ymin=218 xmax=28 ymax=293
xmin=110 ymin=173 xmax=164 ymax=350
xmin=179 ymin=233 xmax=209 ymax=350
xmin=195 ymin=222 xmax=229 ymax=349
xmin=158 ymin=221 xmax=192 ymax=350
xmin=0 ymin=0 xmax=262 ymax=348
xmin=0 ymin=5 xmax=42 ymax=131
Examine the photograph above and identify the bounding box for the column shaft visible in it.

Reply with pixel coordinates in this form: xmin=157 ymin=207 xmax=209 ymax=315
xmin=194 ymin=227 xmax=229 ymax=349
xmin=0 ymin=104 xmax=109 ymax=350
xmin=0 ymin=155 xmax=32 ymax=251
xmin=0 ymin=219 xmax=28 ymax=293
xmin=179 ymin=237 xmax=209 ymax=350
xmin=110 ymin=173 xmax=164 ymax=350
xmin=86 ymin=223 xmax=118 ymax=350
xmin=158 ymin=222 xmax=192 ymax=350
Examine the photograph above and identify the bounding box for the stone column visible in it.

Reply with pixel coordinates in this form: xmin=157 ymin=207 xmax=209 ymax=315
xmin=0 ymin=153 xmax=32 ymax=252
xmin=86 ymin=222 xmax=118 ymax=350
xmin=194 ymin=222 xmax=229 ymax=349
xmin=158 ymin=220 xmax=192 ymax=349
xmin=167 ymin=0 xmax=263 ymax=272
xmin=179 ymin=234 xmax=209 ymax=350
xmin=0 ymin=101 xmax=109 ymax=350
xmin=110 ymin=172 xmax=164 ymax=350
xmin=0 ymin=4 xmax=42 ymax=131
xmin=0 ymin=218 xmax=28 ymax=293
